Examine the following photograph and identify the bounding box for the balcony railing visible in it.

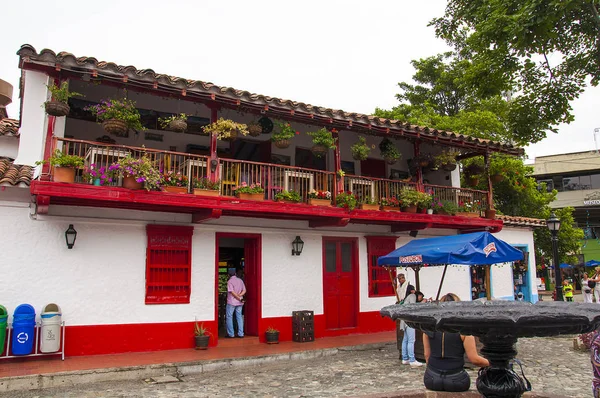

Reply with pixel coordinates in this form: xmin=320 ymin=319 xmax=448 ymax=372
xmin=51 ymin=137 xmax=489 ymax=213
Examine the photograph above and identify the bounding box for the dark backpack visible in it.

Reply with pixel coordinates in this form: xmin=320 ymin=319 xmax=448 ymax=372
xmin=589 ymin=280 xmax=596 ymax=289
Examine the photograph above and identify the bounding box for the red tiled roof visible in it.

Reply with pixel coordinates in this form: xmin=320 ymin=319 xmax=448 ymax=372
xmin=0 ymin=158 xmax=33 ymax=186
xmin=16 ymin=44 xmax=524 ymax=156
xmin=497 ymin=215 xmax=545 ymax=228
xmin=0 ymin=118 xmax=19 ymax=137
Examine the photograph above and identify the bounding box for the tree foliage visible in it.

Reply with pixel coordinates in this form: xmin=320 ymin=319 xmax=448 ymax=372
xmin=534 ymin=207 xmax=584 ymax=265
xmin=430 ymin=0 xmax=600 ymax=144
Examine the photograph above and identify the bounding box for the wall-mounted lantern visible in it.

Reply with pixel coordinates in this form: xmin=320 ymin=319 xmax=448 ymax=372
xmin=292 ymin=236 xmax=304 ymax=256
xmin=65 ymin=224 xmax=77 ymax=249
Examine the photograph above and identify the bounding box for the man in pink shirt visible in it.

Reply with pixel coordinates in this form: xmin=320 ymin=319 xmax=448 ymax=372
xmin=226 ymin=268 xmax=246 ymax=338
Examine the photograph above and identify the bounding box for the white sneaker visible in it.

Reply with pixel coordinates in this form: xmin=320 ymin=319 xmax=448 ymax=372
xmin=401 ymin=360 xmax=410 ymax=365
xmin=409 ymin=361 xmax=423 ymax=367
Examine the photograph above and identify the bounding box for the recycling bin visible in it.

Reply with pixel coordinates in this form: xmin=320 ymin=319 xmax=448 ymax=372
xmin=11 ymin=304 xmax=36 ymax=355
xmin=0 ymin=305 xmax=7 ymax=354
xmin=40 ymin=303 xmax=62 ymax=353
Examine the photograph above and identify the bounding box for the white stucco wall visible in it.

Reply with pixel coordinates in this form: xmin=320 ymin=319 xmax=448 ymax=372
xmin=494 ymin=227 xmax=538 ymax=302
xmin=0 ymin=137 xmax=19 ymax=159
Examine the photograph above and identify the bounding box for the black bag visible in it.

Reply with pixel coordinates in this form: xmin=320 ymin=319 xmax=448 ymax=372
xmin=589 ymin=280 xmax=596 ymax=289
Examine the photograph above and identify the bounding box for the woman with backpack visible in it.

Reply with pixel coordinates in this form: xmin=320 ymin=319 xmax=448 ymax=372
xmin=583 ymin=273 xmax=594 ymax=303
xmin=592 ymin=266 xmax=600 ymax=303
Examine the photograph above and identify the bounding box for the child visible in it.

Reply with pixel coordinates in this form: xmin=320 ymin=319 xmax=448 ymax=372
xmin=563 ymin=279 xmax=574 ymax=302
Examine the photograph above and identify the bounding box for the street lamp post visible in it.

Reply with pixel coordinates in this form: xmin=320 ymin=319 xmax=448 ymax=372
xmin=546 ymin=212 xmax=563 ymax=301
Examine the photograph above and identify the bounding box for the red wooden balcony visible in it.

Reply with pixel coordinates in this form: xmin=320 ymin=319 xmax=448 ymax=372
xmin=30 ymin=138 xmax=502 ymax=232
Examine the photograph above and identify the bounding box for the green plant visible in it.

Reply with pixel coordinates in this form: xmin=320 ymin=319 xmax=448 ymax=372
xmin=361 ymin=196 xmax=377 ymax=205
xmin=432 ymin=199 xmax=458 ymax=215
xmin=351 ymin=137 xmax=370 ymax=161
xmin=308 ymin=190 xmax=332 ymax=200
xmin=307 ymin=128 xmax=337 ymax=150
xmin=46 ymin=82 xmax=82 ymax=103
xmin=458 ymin=199 xmax=483 ymax=213
xmin=158 ymin=113 xmax=187 ymax=129
xmin=266 ymin=326 xmax=279 ymax=333
xmin=194 ymin=322 xmax=210 ymax=336
xmin=162 ymin=170 xmax=188 ymax=187
xmin=274 ymin=190 xmax=302 ymax=202
xmin=337 ymin=169 xmax=346 ymax=178
xmin=416 ymin=191 xmax=433 ymax=209
xmin=234 ymin=182 xmax=264 ymax=194
xmin=203 ymin=118 xmax=249 ymax=140
xmin=435 ymin=150 xmax=457 ymax=166
xmin=36 ymin=149 xmax=84 ymax=168
xmin=379 ymin=138 xmax=401 ymax=162
xmin=272 ymin=122 xmax=298 ymax=141
xmin=193 ymin=177 xmax=221 ymax=190
xmin=85 ymin=99 xmax=146 ymax=131
xmin=380 ymin=197 xmax=399 ymax=207
xmin=110 ymin=154 xmax=163 ymax=191
xmin=82 ymin=163 xmax=116 ymax=185
xmin=462 ymin=162 xmax=484 ymax=176
xmin=335 ymin=191 xmax=358 ymax=211
xmin=398 ymin=188 xmax=422 ymax=207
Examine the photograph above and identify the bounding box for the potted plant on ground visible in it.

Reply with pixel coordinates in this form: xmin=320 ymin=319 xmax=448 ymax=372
xmin=351 ymin=137 xmax=370 ymax=161
xmin=162 ymin=171 xmax=189 ymax=194
xmin=193 ymin=177 xmax=220 ymax=197
xmin=159 ymin=113 xmax=188 ymax=133
xmin=274 ymin=190 xmax=302 ymax=203
xmin=458 ymin=199 xmax=483 ymax=217
xmin=271 ymin=122 xmax=297 ymax=148
xmin=380 ymin=196 xmax=400 ymax=211
xmin=36 ymin=149 xmax=85 ymax=184
xmin=202 ymin=118 xmax=249 ymax=141
xmin=110 ymin=154 xmax=163 ymax=191
xmin=234 ymin=182 xmax=265 ymax=201
xmin=359 ymin=196 xmax=379 ymax=211
xmin=308 ymin=190 xmax=332 ymax=206
xmin=435 ymin=150 xmax=458 ymax=172
xmin=265 ymin=326 xmax=280 ymax=344
xmin=335 ymin=191 xmax=358 ymax=211
xmin=83 ymin=163 xmax=116 ymax=186
xmin=44 ymin=82 xmax=82 ymax=117
xmin=307 ymin=128 xmax=337 ymax=158
xmin=379 ymin=138 xmax=401 ymax=164
xmin=398 ymin=188 xmax=421 ymax=213
xmin=194 ymin=322 xmax=210 ymax=350
xmin=86 ymin=99 xmax=145 ymax=137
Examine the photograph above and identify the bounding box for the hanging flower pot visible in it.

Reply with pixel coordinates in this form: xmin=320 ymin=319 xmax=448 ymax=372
xmin=468 ymin=176 xmax=480 ymax=186
xmin=491 ymin=174 xmax=504 ymax=183
xmin=45 ymin=101 xmax=70 ymax=117
xmin=247 ymin=123 xmax=262 ymax=137
xmin=442 ymin=163 xmax=457 ymax=172
xmin=311 ymin=144 xmax=328 ymax=157
xmin=308 ymin=128 xmax=337 ymax=158
xmin=102 ymin=119 xmax=128 ymax=137
xmin=273 ymin=139 xmax=290 ymax=149
xmin=384 ymin=156 xmax=398 ymax=165
xmin=159 ymin=113 xmax=188 ymax=133
xmin=168 ymin=119 xmax=187 ymax=133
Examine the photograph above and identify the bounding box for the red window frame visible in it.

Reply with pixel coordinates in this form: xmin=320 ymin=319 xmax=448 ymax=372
xmin=366 ymin=236 xmax=398 ymax=297
xmin=145 ymin=225 xmax=194 ymax=304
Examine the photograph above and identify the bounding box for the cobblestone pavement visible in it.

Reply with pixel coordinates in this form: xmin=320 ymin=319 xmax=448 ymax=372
xmin=1 ymin=335 xmax=593 ymax=398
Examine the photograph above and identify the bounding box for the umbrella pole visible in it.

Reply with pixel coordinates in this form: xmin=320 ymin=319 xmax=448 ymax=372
xmin=414 ymin=265 xmax=421 ymax=291
xmin=435 ymin=264 xmax=449 ymax=301
xmin=387 ymin=267 xmax=400 ymax=303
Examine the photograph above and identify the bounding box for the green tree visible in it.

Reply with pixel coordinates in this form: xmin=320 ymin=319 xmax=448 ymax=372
xmin=534 ymin=207 xmax=584 ymax=266
xmin=430 ymin=0 xmax=600 ymax=144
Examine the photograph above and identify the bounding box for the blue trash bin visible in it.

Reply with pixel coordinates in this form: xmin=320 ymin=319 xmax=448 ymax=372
xmin=11 ymin=304 xmax=36 ymax=355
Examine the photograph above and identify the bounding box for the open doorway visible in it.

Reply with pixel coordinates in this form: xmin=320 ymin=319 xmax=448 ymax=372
xmin=215 ymin=233 xmax=261 ymax=339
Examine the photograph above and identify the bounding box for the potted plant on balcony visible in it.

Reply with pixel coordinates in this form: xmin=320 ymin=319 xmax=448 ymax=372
xmin=162 ymin=171 xmax=189 ymax=194
xmin=274 ymin=190 xmax=302 ymax=204
xmin=307 ymin=128 xmax=337 ymax=158
xmin=203 ymin=118 xmax=249 ymax=141
xmin=110 ymin=154 xmax=163 ymax=191
xmin=335 ymin=191 xmax=358 ymax=211
xmin=159 ymin=113 xmax=188 ymax=133
xmin=194 ymin=322 xmax=210 ymax=350
xmin=193 ymin=177 xmax=221 ymax=197
xmin=86 ymin=99 xmax=146 ymax=137
xmin=265 ymin=326 xmax=280 ymax=344
xmin=351 ymin=136 xmax=370 ymax=161
xmin=359 ymin=196 xmax=379 ymax=211
xmin=44 ymin=82 xmax=82 ymax=117
xmin=36 ymin=149 xmax=85 ymax=184
xmin=398 ymin=188 xmax=421 ymax=213
xmin=416 ymin=191 xmax=433 ymax=213
xmin=432 ymin=199 xmax=458 ymax=215
xmin=380 ymin=196 xmax=400 ymax=211
xmin=247 ymin=121 xmax=263 ymax=137
xmin=413 ymin=154 xmax=433 ymax=168
xmin=234 ymin=182 xmax=265 ymax=201
xmin=379 ymin=138 xmax=401 ymax=164
xmin=308 ymin=190 xmax=332 ymax=206
xmin=83 ymin=163 xmax=116 ymax=186
xmin=435 ymin=150 xmax=458 ymax=172
xmin=271 ymin=122 xmax=298 ymax=148
xmin=462 ymin=162 xmax=484 ymax=186
xmin=457 ymin=199 xmax=482 ymax=217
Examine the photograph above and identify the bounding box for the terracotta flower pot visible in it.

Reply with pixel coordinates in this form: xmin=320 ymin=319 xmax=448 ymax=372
xmin=45 ymin=101 xmax=70 ymax=117
xmin=194 ymin=189 xmax=220 ymax=197
xmin=485 ymin=209 xmax=497 ymax=219
xmin=458 ymin=212 xmax=481 ymax=218
xmin=237 ymin=192 xmax=264 ymax=201
xmin=273 ymin=139 xmax=290 ymax=149
xmin=168 ymin=119 xmax=187 ymax=133
xmin=468 ymin=176 xmax=480 ymax=187
xmin=309 ymin=198 xmax=331 ymax=207
xmin=403 ymin=205 xmax=418 ymax=214
xmin=491 ymin=174 xmax=504 ymax=183
xmin=102 ymin=119 xmax=128 ymax=137
xmin=381 ymin=205 xmax=400 ymax=211
xmin=53 ymin=166 xmax=75 ymax=183
xmin=360 ymin=203 xmax=380 ymax=211
xmin=164 ymin=186 xmax=188 ymax=194
xmin=123 ymin=175 xmax=143 ymax=190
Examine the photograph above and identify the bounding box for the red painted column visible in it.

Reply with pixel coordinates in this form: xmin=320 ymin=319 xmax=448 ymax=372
xmin=40 ymin=77 xmax=60 ymax=181
xmin=413 ymin=141 xmax=424 ymax=191
xmin=485 ymin=152 xmax=494 ymax=210
xmin=332 ymin=129 xmax=343 ymax=194
xmin=209 ymin=106 xmax=219 ymax=182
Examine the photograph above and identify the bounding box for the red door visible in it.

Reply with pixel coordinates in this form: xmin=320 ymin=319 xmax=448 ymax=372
xmin=244 ymin=239 xmax=259 ymax=336
xmin=323 ymin=238 xmax=358 ymax=330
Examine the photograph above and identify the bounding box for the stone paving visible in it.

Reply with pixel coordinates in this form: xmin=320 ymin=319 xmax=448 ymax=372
xmin=0 ymin=335 xmax=593 ymax=397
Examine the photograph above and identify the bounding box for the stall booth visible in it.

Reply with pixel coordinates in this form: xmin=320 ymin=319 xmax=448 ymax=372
xmin=377 ymin=232 xmax=524 ymax=362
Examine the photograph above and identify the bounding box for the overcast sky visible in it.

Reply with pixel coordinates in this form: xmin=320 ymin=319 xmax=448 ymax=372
xmin=1 ymin=0 xmax=598 ymax=161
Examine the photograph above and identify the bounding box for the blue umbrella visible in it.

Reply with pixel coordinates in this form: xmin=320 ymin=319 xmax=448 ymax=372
xmin=560 ymin=263 xmax=573 ymax=269
xmin=586 ymin=260 xmax=600 ymax=267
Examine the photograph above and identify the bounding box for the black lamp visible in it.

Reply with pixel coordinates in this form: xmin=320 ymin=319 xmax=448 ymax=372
xmin=292 ymin=236 xmax=304 ymax=256
xmin=65 ymin=224 xmax=77 ymax=249
xmin=546 ymin=212 xmax=562 ymax=300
